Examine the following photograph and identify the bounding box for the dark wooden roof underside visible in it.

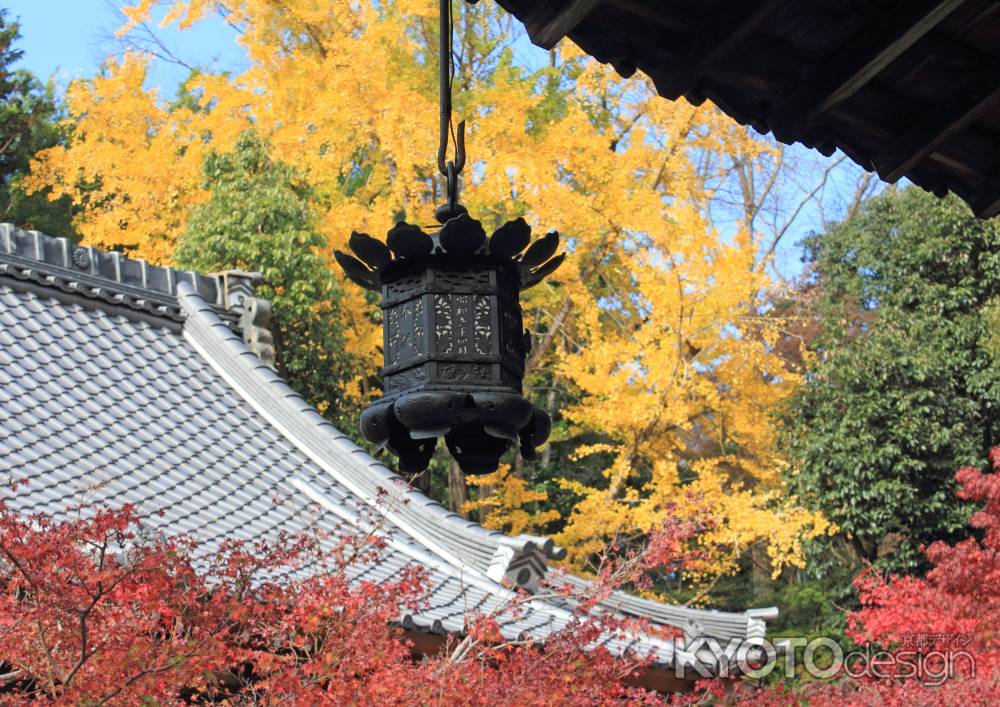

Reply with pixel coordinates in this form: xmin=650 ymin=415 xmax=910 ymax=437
xmin=493 ymin=0 xmax=1000 ymax=217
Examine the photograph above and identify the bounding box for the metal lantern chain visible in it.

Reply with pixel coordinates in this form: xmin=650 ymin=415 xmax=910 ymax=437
xmin=436 ymin=0 xmax=466 ymax=224
xmin=334 ymin=0 xmax=563 ymax=477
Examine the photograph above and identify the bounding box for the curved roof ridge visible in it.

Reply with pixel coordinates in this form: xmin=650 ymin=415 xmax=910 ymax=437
xmin=0 ymin=224 xmax=224 ymax=320
xmin=286 ymin=472 xmax=692 ymax=668
xmin=175 ymin=282 xmax=561 ymax=590
xmin=555 ymin=573 xmax=778 ymax=647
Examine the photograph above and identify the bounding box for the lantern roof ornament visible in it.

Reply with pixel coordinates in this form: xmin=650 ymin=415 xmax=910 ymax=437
xmin=334 ymin=216 xmax=565 ymax=294
xmin=334 ymin=0 xmax=563 ymax=475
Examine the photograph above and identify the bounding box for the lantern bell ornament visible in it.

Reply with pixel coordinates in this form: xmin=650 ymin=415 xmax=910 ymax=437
xmin=334 ymin=214 xmax=563 ymax=474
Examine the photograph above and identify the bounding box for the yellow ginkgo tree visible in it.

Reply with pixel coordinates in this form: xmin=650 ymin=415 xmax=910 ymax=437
xmin=26 ymin=0 xmax=829 ymax=594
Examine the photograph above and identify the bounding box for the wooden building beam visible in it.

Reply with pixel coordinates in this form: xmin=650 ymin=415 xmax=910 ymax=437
xmin=524 ymin=0 xmax=603 ymax=50
xmin=771 ymin=0 xmax=967 ymax=138
xmin=969 ymin=171 xmax=1000 ymax=218
xmin=874 ymin=58 xmax=1000 ymax=183
xmin=649 ymin=0 xmax=783 ymax=101
xmin=610 ymin=0 xmax=688 ymax=30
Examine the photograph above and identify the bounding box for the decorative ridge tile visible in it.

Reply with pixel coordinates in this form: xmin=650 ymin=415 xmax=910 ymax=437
xmin=0 ymin=225 xmax=266 ymax=345
xmin=0 ymin=224 xmax=226 ymax=322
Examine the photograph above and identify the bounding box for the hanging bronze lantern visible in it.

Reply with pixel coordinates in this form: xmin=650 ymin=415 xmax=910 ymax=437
xmin=335 ymin=214 xmax=562 ymax=474
xmin=334 ymin=0 xmax=562 ymax=475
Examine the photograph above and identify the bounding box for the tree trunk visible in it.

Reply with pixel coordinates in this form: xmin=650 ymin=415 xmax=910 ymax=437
xmin=751 ymin=542 xmax=772 ymax=600
xmin=410 ymin=470 xmax=431 ymax=496
xmin=542 ymin=388 xmax=556 ymax=467
xmin=512 ymin=452 xmax=525 ymax=478
xmin=849 ymin=535 xmax=878 ymax=564
xmin=476 ymin=480 xmax=496 ymax=526
xmin=447 ymin=461 xmax=469 ymax=518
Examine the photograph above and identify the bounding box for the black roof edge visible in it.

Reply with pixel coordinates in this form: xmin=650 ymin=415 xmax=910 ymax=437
xmin=0 ymin=224 xmax=236 ymax=326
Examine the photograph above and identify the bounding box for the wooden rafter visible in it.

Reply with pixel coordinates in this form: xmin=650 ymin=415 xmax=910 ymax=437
xmin=969 ymin=171 xmax=1000 ymax=218
xmin=524 ymin=0 xmax=603 ymax=50
xmin=770 ymin=0 xmax=968 ymax=138
xmin=492 ymin=0 xmax=1000 ymax=218
xmin=649 ymin=0 xmax=783 ymax=101
xmin=874 ymin=57 xmax=1000 ymax=183
xmin=610 ymin=0 xmax=687 ymax=29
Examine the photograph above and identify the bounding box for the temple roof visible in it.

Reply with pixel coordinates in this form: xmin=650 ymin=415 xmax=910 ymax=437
xmin=0 ymin=224 xmax=775 ymax=679
xmin=493 ymin=0 xmax=1000 ymax=217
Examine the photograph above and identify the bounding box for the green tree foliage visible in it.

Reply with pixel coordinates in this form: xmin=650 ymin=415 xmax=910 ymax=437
xmin=0 ymin=9 xmax=75 ymax=237
xmin=175 ymin=130 xmax=359 ymax=429
xmin=782 ymin=187 xmax=1000 ymax=568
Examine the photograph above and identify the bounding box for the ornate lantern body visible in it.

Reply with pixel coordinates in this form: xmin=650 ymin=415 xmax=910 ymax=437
xmin=335 ymin=214 xmax=562 ymax=474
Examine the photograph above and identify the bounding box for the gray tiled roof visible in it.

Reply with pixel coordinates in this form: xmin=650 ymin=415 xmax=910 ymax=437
xmin=0 ymin=225 xmax=775 ymax=671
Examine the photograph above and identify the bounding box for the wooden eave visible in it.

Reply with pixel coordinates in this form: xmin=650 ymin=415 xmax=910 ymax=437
xmin=492 ymin=0 xmax=1000 ymax=217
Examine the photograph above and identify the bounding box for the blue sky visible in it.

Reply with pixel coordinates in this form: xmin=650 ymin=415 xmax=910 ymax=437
xmin=5 ymin=0 xmax=243 ymax=94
